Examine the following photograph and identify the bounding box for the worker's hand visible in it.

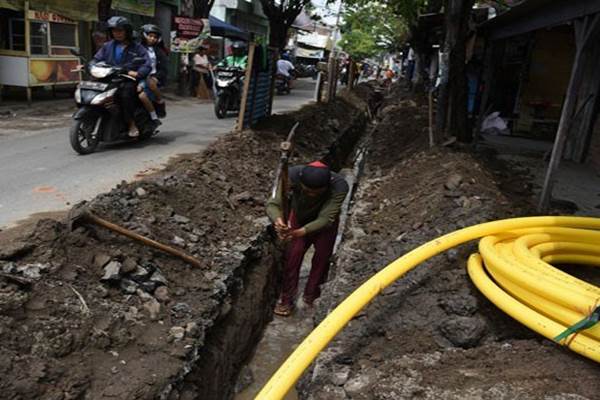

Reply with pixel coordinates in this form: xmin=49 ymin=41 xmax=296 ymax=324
xmin=288 ymin=228 xmax=306 ymax=239
xmin=128 ymin=71 xmax=138 ymax=78
xmin=274 ymin=217 xmax=290 ymax=240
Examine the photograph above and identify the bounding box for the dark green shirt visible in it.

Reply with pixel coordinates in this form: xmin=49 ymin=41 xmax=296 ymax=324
xmin=266 ymin=166 xmax=349 ymax=234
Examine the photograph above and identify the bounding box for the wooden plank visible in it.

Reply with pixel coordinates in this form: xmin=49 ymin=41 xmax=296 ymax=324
xmin=235 ymin=42 xmax=256 ymax=132
xmin=538 ymin=14 xmax=600 ymax=211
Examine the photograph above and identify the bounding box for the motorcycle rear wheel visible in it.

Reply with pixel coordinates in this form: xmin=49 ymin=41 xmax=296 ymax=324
xmin=70 ymin=117 xmax=100 ymax=155
xmin=214 ymin=94 xmax=228 ymax=119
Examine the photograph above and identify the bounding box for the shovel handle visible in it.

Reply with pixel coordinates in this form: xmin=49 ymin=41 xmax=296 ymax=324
xmin=87 ymin=213 xmax=204 ymax=269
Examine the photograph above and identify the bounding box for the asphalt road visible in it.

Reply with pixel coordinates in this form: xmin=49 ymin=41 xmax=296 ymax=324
xmin=0 ymin=79 xmax=316 ymax=228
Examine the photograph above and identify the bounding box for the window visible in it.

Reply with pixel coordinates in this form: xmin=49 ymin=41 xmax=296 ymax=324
xmin=0 ymin=10 xmax=25 ymax=51
xmin=30 ymin=21 xmax=49 ymax=55
xmin=50 ymin=22 xmax=76 ymax=47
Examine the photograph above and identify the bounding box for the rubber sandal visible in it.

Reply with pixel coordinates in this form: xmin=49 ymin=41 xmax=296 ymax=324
xmin=274 ymin=303 xmax=293 ymax=317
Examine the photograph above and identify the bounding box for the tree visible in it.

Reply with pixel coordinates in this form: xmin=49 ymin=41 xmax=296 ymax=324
xmin=339 ymin=2 xmax=408 ymax=60
xmin=259 ymin=0 xmax=313 ymax=50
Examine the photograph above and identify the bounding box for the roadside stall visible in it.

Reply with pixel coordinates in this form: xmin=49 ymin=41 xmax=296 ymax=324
xmin=0 ymin=0 xmax=98 ymax=102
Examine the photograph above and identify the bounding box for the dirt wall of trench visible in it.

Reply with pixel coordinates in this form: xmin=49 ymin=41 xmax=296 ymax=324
xmin=0 ymin=88 xmax=376 ymax=400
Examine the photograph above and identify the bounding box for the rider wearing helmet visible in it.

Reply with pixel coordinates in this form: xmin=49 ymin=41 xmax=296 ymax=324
xmin=138 ymin=24 xmax=168 ymax=123
xmin=217 ymin=41 xmax=248 ymax=69
xmin=92 ymin=16 xmax=152 ymax=136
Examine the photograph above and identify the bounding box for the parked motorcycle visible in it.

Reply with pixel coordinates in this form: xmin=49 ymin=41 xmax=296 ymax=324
xmin=213 ymin=66 xmax=245 ymax=119
xmin=70 ymin=56 xmax=158 ymax=155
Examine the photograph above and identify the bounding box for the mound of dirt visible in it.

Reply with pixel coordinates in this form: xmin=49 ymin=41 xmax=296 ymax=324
xmin=0 ymin=91 xmax=371 ymax=399
xmin=299 ymin=84 xmax=600 ymax=399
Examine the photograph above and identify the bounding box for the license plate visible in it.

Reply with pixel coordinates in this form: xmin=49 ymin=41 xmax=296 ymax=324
xmin=80 ymin=81 xmax=108 ymax=91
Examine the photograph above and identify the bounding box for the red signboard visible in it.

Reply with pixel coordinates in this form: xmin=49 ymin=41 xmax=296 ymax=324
xmin=173 ymin=16 xmax=204 ymax=39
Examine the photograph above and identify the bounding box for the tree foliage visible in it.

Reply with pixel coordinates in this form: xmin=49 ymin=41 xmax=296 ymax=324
xmin=339 ymin=2 xmax=408 ymax=59
xmin=260 ymin=0 xmax=313 ymax=49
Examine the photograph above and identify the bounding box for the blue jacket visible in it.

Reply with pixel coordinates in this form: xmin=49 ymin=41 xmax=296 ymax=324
xmin=92 ymin=40 xmax=152 ymax=79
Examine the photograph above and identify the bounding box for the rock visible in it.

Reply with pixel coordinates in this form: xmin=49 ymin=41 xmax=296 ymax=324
xmin=174 ymin=288 xmax=186 ymax=297
xmin=439 ymin=293 xmax=478 ymax=316
xmin=439 ymin=315 xmax=487 ymax=348
xmin=232 ymin=191 xmax=253 ymax=202
xmin=171 ymin=302 xmax=191 ymax=315
xmin=143 ymin=298 xmax=161 ymax=320
xmin=444 ymin=173 xmax=463 ymax=191
xmin=150 ymin=270 xmax=168 ymax=286
xmin=253 ymin=217 xmax=271 ymax=228
xmin=119 ymin=279 xmax=138 ymax=294
xmin=234 ymin=364 xmax=254 ymax=393
xmin=0 ymin=242 xmax=35 ymax=260
xmin=135 ymin=187 xmax=147 ymax=197
xmin=121 ymin=258 xmax=138 ymax=274
xmin=93 ymin=253 xmax=112 ymax=269
xmin=185 ymin=322 xmax=201 ymax=338
xmin=172 ymin=236 xmax=186 ymax=247
xmin=1 ymin=261 xmax=16 ymax=273
xmin=100 ymin=261 xmax=121 ymax=282
xmin=154 ymin=286 xmax=170 ymax=302
xmin=188 ymin=234 xmax=200 ymax=243
xmin=17 ymin=263 xmax=43 ymax=279
xmin=344 ymin=374 xmax=371 ymax=395
xmin=173 ymin=215 xmax=191 ymax=224
xmin=331 ymin=366 xmax=351 ymax=386
xmin=446 ymin=248 xmax=459 ymax=262
xmin=130 ymin=265 xmax=149 ymax=281
xmin=140 ymin=281 xmax=157 ymax=293
xmin=168 ymin=326 xmax=186 ymax=342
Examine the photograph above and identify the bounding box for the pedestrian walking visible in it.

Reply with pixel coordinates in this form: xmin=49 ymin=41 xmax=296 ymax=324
xmin=266 ymin=161 xmax=349 ymax=316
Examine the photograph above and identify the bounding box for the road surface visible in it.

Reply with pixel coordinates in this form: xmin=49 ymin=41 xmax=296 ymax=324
xmin=0 ymin=79 xmax=316 ymax=228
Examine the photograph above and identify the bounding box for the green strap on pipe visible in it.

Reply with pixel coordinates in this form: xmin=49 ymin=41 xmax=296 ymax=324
xmin=554 ymin=305 xmax=600 ymax=343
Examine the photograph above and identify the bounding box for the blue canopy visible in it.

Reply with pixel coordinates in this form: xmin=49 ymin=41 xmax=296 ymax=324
xmin=209 ymin=16 xmax=249 ymax=41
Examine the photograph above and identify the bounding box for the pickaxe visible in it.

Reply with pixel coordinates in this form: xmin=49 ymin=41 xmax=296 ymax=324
xmin=270 ymin=122 xmax=300 ymax=224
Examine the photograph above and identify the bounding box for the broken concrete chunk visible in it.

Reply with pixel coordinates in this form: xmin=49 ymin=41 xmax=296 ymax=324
xmin=1 ymin=261 xmax=17 ymax=274
xmin=173 ymin=215 xmax=191 ymax=224
xmin=168 ymin=326 xmax=185 ymax=342
xmin=444 ymin=173 xmax=463 ymax=191
xmin=130 ymin=265 xmax=149 ymax=281
xmin=119 ymin=279 xmax=138 ymax=294
xmin=93 ymin=253 xmax=112 ymax=269
xmin=0 ymin=242 xmax=35 ymax=260
xmin=344 ymin=374 xmax=371 ymax=395
xmin=143 ymin=298 xmax=161 ymax=321
xmin=100 ymin=261 xmax=121 ymax=282
xmin=135 ymin=187 xmax=147 ymax=197
xmin=140 ymin=281 xmax=157 ymax=293
xmin=150 ymin=270 xmax=168 ymax=286
xmin=171 ymin=236 xmax=186 ymax=247
xmin=185 ymin=322 xmax=201 ymax=338
xmin=17 ymin=264 xmax=43 ymax=279
xmin=331 ymin=366 xmax=351 ymax=386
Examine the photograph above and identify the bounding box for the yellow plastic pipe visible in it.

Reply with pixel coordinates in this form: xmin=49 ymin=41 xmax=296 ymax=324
xmin=256 ymin=216 xmax=600 ymax=399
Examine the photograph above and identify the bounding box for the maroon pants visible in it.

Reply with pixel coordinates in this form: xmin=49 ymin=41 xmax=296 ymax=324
xmin=280 ymin=212 xmax=338 ymax=306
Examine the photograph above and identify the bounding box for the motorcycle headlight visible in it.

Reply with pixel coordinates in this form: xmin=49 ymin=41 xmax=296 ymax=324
xmin=74 ymin=88 xmax=82 ymax=104
xmin=90 ymin=65 xmax=113 ymax=79
xmin=91 ymin=88 xmax=117 ymax=105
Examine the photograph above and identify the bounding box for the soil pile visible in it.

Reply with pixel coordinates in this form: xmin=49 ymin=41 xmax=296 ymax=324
xmin=0 ymin=92 xmax=371 ymax=399
xmin=299 ymin=83 xmax=600 ymax=399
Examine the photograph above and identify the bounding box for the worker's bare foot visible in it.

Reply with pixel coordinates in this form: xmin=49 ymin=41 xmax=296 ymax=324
xmin=274 ymin=302 xmax=293 ymax=317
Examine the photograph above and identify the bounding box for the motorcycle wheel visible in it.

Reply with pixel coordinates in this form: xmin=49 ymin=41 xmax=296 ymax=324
xmin=70 ymin=117 xmax=100 ymax=155
xmin=214 ymin=94 xmax=228 ymax=119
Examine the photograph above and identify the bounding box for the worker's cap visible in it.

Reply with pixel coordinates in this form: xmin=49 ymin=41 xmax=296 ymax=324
xmin=300 ymin=161 xmax=331 ymax=189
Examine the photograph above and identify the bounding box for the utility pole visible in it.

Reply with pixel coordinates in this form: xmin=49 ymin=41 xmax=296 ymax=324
xmin=326 ymin=0 xmax=343 ymax=101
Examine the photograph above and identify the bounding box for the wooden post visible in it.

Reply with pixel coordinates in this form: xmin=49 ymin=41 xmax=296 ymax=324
xmin=314 ymin=71 xmax=323 ymax=103
xmin=428 ymin=90 xmax=435 ymax=147
xmin=236 ymin=42 xmax=256 ymax=132
xmin=348 ymin=61 xmax=356 ymax=90
xmin=538 ymin=14 xmax=600 ymax=212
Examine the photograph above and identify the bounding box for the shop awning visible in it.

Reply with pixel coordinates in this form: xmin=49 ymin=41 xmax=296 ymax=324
xmin=209 ymin=15 xmax=249 ymax=41
xmin=0 ymin=0 xmax=99 ymax=21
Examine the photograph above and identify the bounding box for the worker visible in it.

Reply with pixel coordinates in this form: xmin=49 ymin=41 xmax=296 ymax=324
xmin=266 ymin=161 xmax=349 ymax=316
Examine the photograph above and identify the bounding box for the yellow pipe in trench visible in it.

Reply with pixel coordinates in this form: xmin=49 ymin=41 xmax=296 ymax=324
xmin=255 ymin=216 xmax=600 ymax=399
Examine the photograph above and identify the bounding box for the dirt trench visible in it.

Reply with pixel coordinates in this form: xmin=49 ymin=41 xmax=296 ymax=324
xmin=0 ymin=86 xmax=379 ymax=400
xmin=297 ymin=83 xmax=600 ymax=399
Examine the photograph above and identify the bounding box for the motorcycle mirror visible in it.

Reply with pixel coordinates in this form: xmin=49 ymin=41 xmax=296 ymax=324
xmin=70 ymin=48 xmax=82 ymax=57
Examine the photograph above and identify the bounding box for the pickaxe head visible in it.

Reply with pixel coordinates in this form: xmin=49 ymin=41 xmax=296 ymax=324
xmin=66 ymin=202 xmax=90 ymax=232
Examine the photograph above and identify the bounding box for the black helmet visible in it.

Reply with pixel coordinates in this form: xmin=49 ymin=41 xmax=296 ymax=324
xmin=106 ymin=16 xmax=132 ymax=38
xmin=231 ymin=41 xmax=246 ymax=56
xmin=141 ymin=24 xmax=161 ymax=41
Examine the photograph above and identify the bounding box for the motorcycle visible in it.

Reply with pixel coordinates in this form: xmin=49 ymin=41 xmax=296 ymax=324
xmin=213 ymin=66 xmax=245 ymax=119
xmin=275 ymin=74 xmax=291 ymax=95
xmin=70 ymin=55 xmax=158 ymax=155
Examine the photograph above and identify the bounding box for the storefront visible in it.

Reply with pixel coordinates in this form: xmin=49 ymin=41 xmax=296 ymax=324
xmin=0 ymin=0 xmax=99 ymax=101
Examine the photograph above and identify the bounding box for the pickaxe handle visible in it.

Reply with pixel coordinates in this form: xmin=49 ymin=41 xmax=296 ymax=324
xmin=86 ymin=213 xmax=204 ymax=269
xmin=271 ymin=122 xmax=300 ymax=224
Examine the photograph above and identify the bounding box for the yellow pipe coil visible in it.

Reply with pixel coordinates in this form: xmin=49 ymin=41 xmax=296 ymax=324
xmin=256 ymin=216 xmax=600 ymax=399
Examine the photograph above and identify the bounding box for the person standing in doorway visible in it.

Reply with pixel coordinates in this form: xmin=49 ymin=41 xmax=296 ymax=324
xmin=266 ymin=161 xmax=349 ymax=316
xmin=193 ymin=45 xmax=213 ymax=95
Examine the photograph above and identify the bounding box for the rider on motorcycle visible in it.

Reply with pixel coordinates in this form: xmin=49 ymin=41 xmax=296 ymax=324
xmin=92 ymin=16 xmax=152 ymax=137
xmin=276 ymin=53 xmax=295 ymax=89
xmin=217 ymin=41 xmax=248 ymax=69
xmin=138 ymin=24 xmax=168 ymax=126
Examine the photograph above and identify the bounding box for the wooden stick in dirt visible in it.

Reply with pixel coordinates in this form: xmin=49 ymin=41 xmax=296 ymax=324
xmin=428 ymin=90 xmax=435 ymax=147
xmin=270 ymin=122 xmax=300 ymax=224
